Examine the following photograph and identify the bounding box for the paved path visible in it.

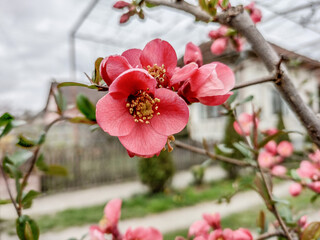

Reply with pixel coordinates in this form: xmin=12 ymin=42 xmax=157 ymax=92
xmin=1 ymin=181 xmax=297 ymax=240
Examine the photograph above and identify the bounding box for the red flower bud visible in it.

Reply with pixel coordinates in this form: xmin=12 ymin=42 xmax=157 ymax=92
xmin=120 ymin=12 xmax=130 ymax=24
xmin=113 ymin=1 xmax=130 ymax=9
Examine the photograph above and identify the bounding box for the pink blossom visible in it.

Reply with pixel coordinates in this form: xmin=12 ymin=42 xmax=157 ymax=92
xmin=208 ymin=26 xmax=229 ymax=39
xmin=309 ymin=149 xmax=320 ymax=165
xmin=173 ymin=62 xmax=235 ymax=106
xmin=99 ymin=198 xmax=122 ymax=233
xmin=265 ymin=140 xmax=277 ymax=155
xmin=203 ymin=212 xmax=221 ymax=229
xmin=271 ymin=165 xmax=287 ymax=176
xmin=308 ymin=181 xmax=320 ymax=193
xmin=184 ymin=42 xmax=203 ymax=67
xmin=233 ymin=228 xmax=253 ymax=240
xmin=89 ymin=225 xmax=105 ymax=240
xmin=245 ymin=2 xmax=262 ymax=24
xmin=123 ymin=227 xmax=162 ymax=240
xmin=208 ymin=229 xmax=233 ymax=240
xmin=210 ymin=38 xmax=228 ymax=55
xmin=264 ymin=128 xmax=278 ymax=136
xmin=289 ymin=183 xmax=302 ymax=197
xmin=188 ymin=220 xmax=210 ymax=238
xmin=113 ymin=1 xmax=131 ymax=9
xmin=298 ymin=215 xmax=308 ymax=228
xmin=194 ymin=237 xmax=207 ymax=240
xmin=234 ymin=37 xmax=244 ymax=52
xmin=277 ymin=141 xmax=293 ymax=158
xmin=258 ymin=151 xmax=275 ymax=169
xmin=96 ymin=69 xmax=189 ymax=157
xmin=100 ymin=39 xmax=178 ymax=89
xmin=297 ymin=160 xmax=318 ymax=179
xmin=233 ymin=113 xmax=258 ymax=136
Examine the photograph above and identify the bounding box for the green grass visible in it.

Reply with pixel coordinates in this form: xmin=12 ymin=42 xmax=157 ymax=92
xmin=163 ymin=189 xmax=320 ymax=240
xmin=36 ymin=179 xmax=235 ymax=233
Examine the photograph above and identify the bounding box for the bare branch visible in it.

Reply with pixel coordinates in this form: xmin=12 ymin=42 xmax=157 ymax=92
xmin=255 ymin=231 xmax=285 ymax=240
xmin=232 ymin=76 xmax=275 ymax=90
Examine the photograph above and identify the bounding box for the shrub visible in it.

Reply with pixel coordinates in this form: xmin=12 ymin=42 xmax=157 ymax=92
xmin=138 ymin=150 xmax=175 ymax=193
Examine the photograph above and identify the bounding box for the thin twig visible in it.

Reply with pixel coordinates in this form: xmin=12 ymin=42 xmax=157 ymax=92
xmin=0 ymin=164 xmax=20 ymax=216
xmin=232 ymin=77 xmax=275 ymax=90
xmin=255 ymin=231 xmax=285 ymax=240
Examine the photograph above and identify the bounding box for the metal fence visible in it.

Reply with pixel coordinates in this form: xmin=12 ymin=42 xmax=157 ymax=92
xmin=40 ymin=125 xmax=207 ymax=193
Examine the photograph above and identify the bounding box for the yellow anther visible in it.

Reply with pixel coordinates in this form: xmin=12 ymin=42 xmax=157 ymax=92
xmin=146 ymin=121 xmax=150 ymax=124
xmin=157 ymin=112 xmax=160 ymax=116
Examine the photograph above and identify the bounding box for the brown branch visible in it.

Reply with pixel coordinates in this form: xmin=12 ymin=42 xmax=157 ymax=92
xmin=255 ymin=231 xmax=285 ymax=240
xmin=145 ymin=0 xmax=320 ymax=148
xmin=232 ymin=76 xmax=275 ymax=90
xmin=174 ymin=140 xmax=252 ymax=167
xmin=0 ymin=164 xmax=20 ymax=216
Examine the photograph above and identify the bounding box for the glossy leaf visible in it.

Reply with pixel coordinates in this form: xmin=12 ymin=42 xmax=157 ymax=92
xmin=76 ymin=94 xmax=96 ymax=121
xmin=54 ymin=88 xmax=67 ymax=113
xmin=17 ymin=135 xmax=37 ymax=148
xmin=16 ymin=215 xmax=39 ymax=240
xmin=233 ymin=142 xmax=253 ymax=158
xmin=302 ymin=222 xmax=320 ymax=240
xmin=0 ymin=112 xmax=14 ymax=126
xmin=0 ymin=122 xmax=13 ymax=138
xmin=46 ymin=165 xmax=68 ymax=176
xmin=21 ymin=190 xmax=40 ymax=209
xmin=215 ymin=143 xmax=234 ymax=155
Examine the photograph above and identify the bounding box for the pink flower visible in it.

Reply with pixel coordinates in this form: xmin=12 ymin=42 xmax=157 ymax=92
xmin=309 ymin=149 xmax=320 ymax=165
xmin=208 ymin=26 xmax=228 ymax=39
xmin=258 ymin=151 xmax=275 ymax=169
xmin=99 ymin=198 xmax=122 ymax=233
xmin=289 ymin=183 xmax=302 ymax=197
xmin=203 ymin=212 xmax=221 ymax=229
xmin=184 ymin=42 xmax=203 ymax=67
xmin=234 ymin=37 xmax=244 ymax=52
xmin=233 ymin=113 xmax=258 ymax=136
xmin=113 ymin=1 xmax=131 ymax=9
xmin=245 ymin=2 xmax=262 ymax=24
xmin=233 ymin=228 xmax=253 ymax=240
xmin=208 ymin=229 xmax=233 ymax=240
xmin=265 ymin=140 xmax=277 ymax=155
xmin=277 ymin=141 xmax=293 ymax=158
xmin=173 ymin=62 xmax=235 ymax=106
xmin=271 ymin=165 xmax=287 ymax=176
xmin=188 ymin=220 xmax=210 ymax=238
xmin=298 ymin=215 xmax=308 ymax=228
xmin=89 ymin=225 xmax=105 ymax=240
xmin=194 ymin=237 xmax=207 ymax=240
xmin=210 ymin=38 xmax=228 ymax=55
xmin=96 ymin=69 xmax=189 ymax=157
xmin=123 ymin=227 xmax=162 ymax=240
xmin=297 ymin=160 xmax=318 ymax=179
xmin=264 ymin=128 xmax=278 ymax=136
xmin=309 ymin=181 xmax=320 ymax=193
xmin=100 ymin=39 xmax=178 ymax=89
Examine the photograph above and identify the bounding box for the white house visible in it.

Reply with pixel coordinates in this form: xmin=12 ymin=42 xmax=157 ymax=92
xmin=186 ymin=42 xmax=320 ymax=146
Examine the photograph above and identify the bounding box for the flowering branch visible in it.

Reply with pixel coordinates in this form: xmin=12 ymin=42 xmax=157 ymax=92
xmin=256 ymin=231 xmax=285 ymax=240
xmin=145 ymin=0 xmax=320 ymax=148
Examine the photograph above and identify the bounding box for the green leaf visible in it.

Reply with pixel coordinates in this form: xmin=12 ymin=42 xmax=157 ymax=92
xmin=0 ymin=112 xmax=14 ymax=126
xmin=272 ymin=196 xmax=290 ymax=205
xmin=46 ymin=165 xmax=68 ymax=176
xmin=57 ymin=82 xmax=99 ymax=89
xmin=233 ymin=142 xmax=253 ymax=158
xmin=226 ymin=90 xmax=238 ymax=104
xmin=0 ymin=199 xmax=11 ymax=205
xmin=257 ymin=210 xmax=267 ymax=234
xmin=16 ymin=215 xmax=39 ymax=240
xmin=221 ymin=0 xmax=229 ymax=8
xmin=89 ymin=124 xmax=100 ymax=132
xmin=17 ymin=135 xmax=37 ymax=148
xmin=3 ymin=156 xmax=23 ymax=179
xmin=235 ymin=95 xmax=254 ymax=107
xmin=290 ymin=169 xmax=301 ymax=181
xmin=0 ymin=121 xmax=13 ymax=138
xmin=276 ymin=203 xmax=293 ymax=224
xmin=145 ymin=2 xmax=156 ymax=7
xmin=68 ymin=117 xmax=95 ymax=124
xmin=254 ymin=174 xmax=273 ymax=211
xmin=311 ymin=194 xmax=320 ymax=203
xmin=215 ymin=144 xmax=234 ymax=155
xmin=302 ymin=222 xmax=320 ymax=240
xmin=21 ymin=190 xmax=40 ymax=209
xmin=8 ymin=150 xmax=33 ymax=167
xmin=54 ymin=88 xmax=67 ymax=113
xmin=76 ymin=94 xmax=96 ymax=121
xmin=37 ymin=132 xmax=46 ymax=145
xmin=92 ymin=57 xmax=103 ymax=84
xmin=35 ymin=154 xmax=49 ymax=172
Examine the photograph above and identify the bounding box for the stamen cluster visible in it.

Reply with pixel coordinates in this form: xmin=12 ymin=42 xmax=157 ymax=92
xmin=147 ymin=64 xmax=168 ymax=88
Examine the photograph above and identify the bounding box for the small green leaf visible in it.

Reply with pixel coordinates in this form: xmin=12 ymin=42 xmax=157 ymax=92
xmin=258 ymin=130 xmax=300 ymax=148
xmin=57 ymin=82 xmax=99 ymax=89
xmin=221 ymin=0 xmax=229 ymax=8
xmin=311 ymin=194 xmax=320 ymax=203
xmin=17 ymin=135 xmax=37 ymax=148
xmin=46 ymin=165 xmax=68 ymax=176
xmin=76 ymin=94 xmax=96 ymax=121
xmin=0 ymin=199 xmax=11 ymax=205
xmin=254 ymin=174 xmax=273 ymax=211
xmin=16 ymin=215 xmax=39 ymax=240
xmin=272 ymin=196 xmax=290 ymax=205
xmin=233 ymin=142 xmax=253 ymax=158
xmin=0 ymin=112 xmax=14 ymax=126
xmin=8 ymin=150 xmax=33 ymax=167
xmin=302 ymin=222 xmax=320 ymax=240
xmin=215 ymin=144 xmax=234 ymax=154
xmin=276 ymin=203 xmax=293 ymax=224
xmin=68 ymin=117 xmax=96 ymax=124
xmin=92 ymin=57 xmax=103 ymax=84
xmin=226 ymin=90 xmax=238 ymax=104
xmin=290 ymin=169 xmax=301 ymax=181
xmin=3 ymin=156 xmax=23 ymax=179
xmin=21 ymin=190 xmax=40 ymax=209
xmin=145 ymin=2 xmax=156 ymax=7
xmin=0 ymin=122 xmax=13 ymax=138
xmin=54 ymin=88 xmax=67 ymax=113
xmin=36 ymin=154 xmax=49 ymax=172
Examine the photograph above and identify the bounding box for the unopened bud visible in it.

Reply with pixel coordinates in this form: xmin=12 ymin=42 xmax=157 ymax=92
xmin=113 ymin=1 xmax=130 ymax=9
xmin=120 ymin=12 xmax=130 ymax=24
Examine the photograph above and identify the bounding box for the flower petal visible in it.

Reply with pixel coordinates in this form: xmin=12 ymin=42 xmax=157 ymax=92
xmin=109 ymin=68 xmax=156 ymax=98
xmin=151 ymin=88 xmax=189 ymax=136
xmin=96 ymin=94 xmax=135 ymax=136
xmin=122 ymin=48 xmax=142 ymax=68
xmin=184 ymin=42 xmax=203 ymax=67
xmin=118 ymin=124 xmax=167 ymax=156
xmin=214 ymin=61 xmax=235 ymax=92
xmin=140 ymin=39 xmax=177 ymax=75
xmin=197 ymin=93 xmax=232 ymax=106
xmin=170 ymin=63 xmax=198 ymax=87
xmin=106 ymin=55 xmax=132 ymax=83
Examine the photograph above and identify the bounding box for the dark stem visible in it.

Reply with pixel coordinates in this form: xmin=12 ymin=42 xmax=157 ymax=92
xmin=255 ymin=231 xmax=286 ymax=240
xmin=232 ymin=76 xmax=275 ymax=90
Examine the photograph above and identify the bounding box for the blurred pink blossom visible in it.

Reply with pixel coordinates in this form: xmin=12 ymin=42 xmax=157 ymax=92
xmin=289 ymin=183 xmax=302 ymax=197
xmin=277 ymin=141 xmax=293 ymax=158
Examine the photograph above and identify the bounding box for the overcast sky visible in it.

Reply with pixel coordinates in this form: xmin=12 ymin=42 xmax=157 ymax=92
xmin=1 ymin=0 xmax=319 ymax=115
